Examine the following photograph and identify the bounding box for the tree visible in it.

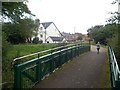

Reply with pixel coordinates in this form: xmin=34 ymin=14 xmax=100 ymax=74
xmin=77 ymin=35 xmax=82 ymax=41
xmin=107 ymin=0 xmax=120 ymax=24
xmin=32 ymin=37 xmax=39 ymax=44
xmin=87 ymin=25 xmax=103 ymax=39
xmin=107 ymin=12 xmax=120 ymax=24
xmin=87 ymin=24 xmax=117 ymax=45
xmin=106 ymin=0 xmax=120 ymax=67
xmin=34 ymin=19 xmax=40 ymax=37
xmin=18 ymin=18 xmax=37 ymax=43
xmin=3 ymin=18 xmax=39 ymax=44
xmin=3 ymin=22 xmax=25 ymax=44
xmin=2 ymin=32 xmax=10 ymax=56
xmin=2 ymin=1 xmax=35 ymax=23
xmin=2 ymin=1 xmax=40 ymax=44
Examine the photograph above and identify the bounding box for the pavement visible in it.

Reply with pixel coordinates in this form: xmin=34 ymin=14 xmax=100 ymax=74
xmin=33 ymin=45 xmax=108 ymax=88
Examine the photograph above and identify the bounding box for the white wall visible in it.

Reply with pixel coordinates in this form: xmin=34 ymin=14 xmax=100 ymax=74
xmin=32 ymin=22 xmax=63 ymax=43
xmin=37 ymin=24 xmax=46 ymax=43
xmin=46 ymin=37 xmax=53 ymax=43
xmin=39 ymin=23 xmax=62 ymax=43
xmin=46 ymin=23 xmax=61 ymax=37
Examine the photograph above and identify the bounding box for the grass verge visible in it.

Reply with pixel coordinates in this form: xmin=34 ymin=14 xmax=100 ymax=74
xmin=2 ymin=44 xmax=59 ymax=88
xmin=100 ymin=58 xmax=110 ymax=88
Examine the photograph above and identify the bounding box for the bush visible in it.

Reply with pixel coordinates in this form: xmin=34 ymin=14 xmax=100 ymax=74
xmin=2 ymin=32 xmax=11 ymax=57
xmin=39 ymin=40 xmax=43 ymax=44
xmin=32 ymin=37 xmax=39 ymax=44
xmin=2 ymin=32 xmax=13 ymax=86
xmin=109 ymin=32 xmax=120 ymax=67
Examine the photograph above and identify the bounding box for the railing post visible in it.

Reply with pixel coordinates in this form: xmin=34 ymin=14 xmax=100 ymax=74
xmin=14 ymin=65 xmax=21 ymax=88
xmin=71 ymin=48 xmax=73 ymax=59
xmin=89 ymin=45 xmax=91 ymax=51
xmin=50 ymin=54 xmax=54 ymax=73
xmin=75 ymin=46 xmax=76 ymax=57
xmin=77 ymin=45 xmax=79 ymax=56
xmin=36 ymin=60 xmax=42 ymax=81
xmin=59 ymin=51 xmax=62 ymax=67
xmin=115 ymin=80 xmax=120 ymax=88
xmin=63 ymin=50 xmax=65 ymax=64
xmin=67 ymin=49 xmax=69 ymax=62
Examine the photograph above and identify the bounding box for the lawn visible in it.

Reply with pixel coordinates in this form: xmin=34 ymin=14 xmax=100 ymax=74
xmin=2 ymin=43 xmax=59 ymax=88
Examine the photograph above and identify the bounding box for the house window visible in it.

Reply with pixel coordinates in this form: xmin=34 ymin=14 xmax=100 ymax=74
xmin=40 ymin=27 xmax=43 ymax=30
xmin=40 ymin=34 xmax=43 ymax=38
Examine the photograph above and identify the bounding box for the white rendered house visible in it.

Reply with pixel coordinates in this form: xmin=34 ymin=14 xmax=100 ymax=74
xmin=34 ymin=22 xmax=66 ymax=43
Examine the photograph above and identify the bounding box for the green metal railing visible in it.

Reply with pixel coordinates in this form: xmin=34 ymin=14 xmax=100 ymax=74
xmin=108 ymin=46 xmax=120 ymax=88
xmin=13 ymin=43 xmax=90 ymax=88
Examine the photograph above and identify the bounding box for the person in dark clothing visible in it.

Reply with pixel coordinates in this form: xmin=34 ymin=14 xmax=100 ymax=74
xmin=96 ymin=42 xmax=100 ymax=54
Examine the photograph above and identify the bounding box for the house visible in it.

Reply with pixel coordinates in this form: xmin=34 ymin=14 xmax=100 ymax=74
xmin=61 ymin=32 xmax=83 ymax=42
xmin=33 ymin=22 xmax=66 ymax=43
xmin=82 ymin=34 xmax=90 ymax=41
xmin=47 ymin=36 xmax=66 ymax=43
xmin=61 ymin=32 xmax=75 ymax=42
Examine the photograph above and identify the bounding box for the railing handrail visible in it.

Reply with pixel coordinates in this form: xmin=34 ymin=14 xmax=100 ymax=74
xmin=13 ymin=44 xmax=90 ymax=88
xmin=112 ymin=48 xmax=120 ymax=74
xmin=109 ymin=46 xmax=120 ymax=79
xmin=13 ymin=43 xmax=81 ymax=63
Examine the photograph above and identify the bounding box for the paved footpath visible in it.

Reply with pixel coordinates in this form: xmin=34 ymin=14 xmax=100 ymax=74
xmin=33 ymin=45 xmax=108 ymax=88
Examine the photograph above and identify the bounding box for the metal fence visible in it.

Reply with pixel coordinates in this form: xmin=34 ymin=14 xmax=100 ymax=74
xmin=108 ymin=46 xmax=120 ymax=88
xmin=13 ymin=44 xmax=90 ymax=88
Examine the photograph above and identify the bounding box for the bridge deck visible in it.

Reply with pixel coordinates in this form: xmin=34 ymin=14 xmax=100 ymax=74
xmin=33 ymin=45 xmax=109 ymax=88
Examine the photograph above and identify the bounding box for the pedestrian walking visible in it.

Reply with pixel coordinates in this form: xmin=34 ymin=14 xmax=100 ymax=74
xmin=96 ymin=42 xmax=100 ymax=54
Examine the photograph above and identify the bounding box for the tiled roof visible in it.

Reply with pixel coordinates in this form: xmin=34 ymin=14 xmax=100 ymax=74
xmin=49 ymin=36 xmax=63 ymax=42
xmin=41 ymin=22 xmax=52 ymax=29
xmin=41 ymin=22 xmax=63 ymax=37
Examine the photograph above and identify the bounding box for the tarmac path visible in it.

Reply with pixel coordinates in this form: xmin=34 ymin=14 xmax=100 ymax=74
xmin=33 ymin=45 xmax=108 ymax=88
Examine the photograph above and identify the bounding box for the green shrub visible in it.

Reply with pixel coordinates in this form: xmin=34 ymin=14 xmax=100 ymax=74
xmin=2 ymin=32 xmax=12 ymax=57
xmin=32 ymin=37 xmax=39 ymax=44
xmin=109 ymin=33 xmax=120 ymax=67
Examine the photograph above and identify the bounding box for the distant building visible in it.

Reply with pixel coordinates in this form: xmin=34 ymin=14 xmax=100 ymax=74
xmin=61 ymin=32 xmax=83 ymax=42
xmin=32 ymin=22 xmax=66 ymax=43
xmin=82 ymin=34 xmax=90 ymax=41
xmin=74 ymin=33 xmax=83 ymax=41
xmin=61 ymin=32 xmax=74 ymax=42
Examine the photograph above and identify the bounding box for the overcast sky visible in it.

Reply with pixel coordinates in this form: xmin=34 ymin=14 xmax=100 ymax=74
xmin=27 ymin=0 xmax=117 ymax=34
